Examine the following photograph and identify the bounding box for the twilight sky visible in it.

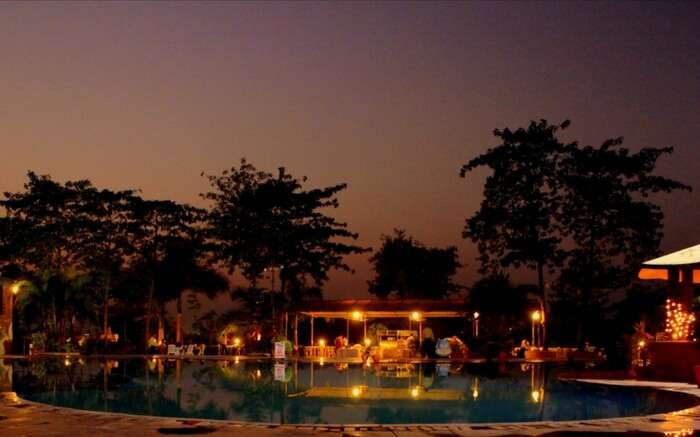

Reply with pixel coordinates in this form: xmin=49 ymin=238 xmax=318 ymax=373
xmin=1 ymin=1 xmax=699 ymax=299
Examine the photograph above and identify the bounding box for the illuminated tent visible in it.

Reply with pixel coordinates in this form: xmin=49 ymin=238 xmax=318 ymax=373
xmin=638 ymin=243 xmax=700 ymax=305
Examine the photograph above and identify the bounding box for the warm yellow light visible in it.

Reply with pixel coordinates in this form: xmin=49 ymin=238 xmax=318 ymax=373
xmin=64 ymin=358 xmax=71 ymax=367
xmin=255 ymin=369 xmax=261 ymax=378
xmin=351 ymin=386 xmax=362 ymax=397
xmin=234 ymin=356 xmax=240 ymax=364
xmin=364 ymin=338 xmax=372 ymax=347
xmin=410 ymin=386 xmax=420 ymax=398
xmin=351 ymin=311 xmax=363 ymax=321
xmin=472 ymin=389 xmax=479 ymax=400
xmin=319 ymin=358 xmax=325 ymax=367
xmin=11 ymin=283 xmax=20 ymax=295
xmin=256 ymin=333 xmax=261 ymax=341
xmin=411 ymin=311 xmax=422 ymax=321
xmin=319 ymin=339 xmax=326 ymax=348
xmin=531 ymin=389 xmax=541 ymax=403
xmin=531 ymin=310 xmax=541 ymax=322
xmin=233 ymin=337 xmax=241 ymax=346
xmin=473 ymin=312 xmax=480 ymax=319
xmin=638 ymin=340 xmax=646 ymax=348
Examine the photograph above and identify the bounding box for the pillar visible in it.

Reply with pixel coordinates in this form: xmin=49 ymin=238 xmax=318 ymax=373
xmin=294 ymin=314 xmax=299 ymax=350
xmin=310 ymin=316 xmax=314 ymax=346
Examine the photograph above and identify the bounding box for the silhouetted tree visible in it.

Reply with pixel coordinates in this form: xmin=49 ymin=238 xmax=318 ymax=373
xmin=202 ymin=159 xmax=369 ymax=320
xmin=368 ymin=229 xmax=461 ymax=299
xmin=1 ymin=173 xmax=137 ymax=346
xmin=75 ymin=184 xmax=138 ymax=347
xmin=127 ymin=198 xmax=213 ymax=348
xmin=556 ymin=139 xmax=690 ymax=345
xmin=460 ymin=120 xmax=572 ymax=309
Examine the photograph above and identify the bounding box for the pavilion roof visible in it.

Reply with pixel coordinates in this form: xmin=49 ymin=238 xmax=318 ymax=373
xmin=642 ymin=243 xmax=700 ymax=268
xmin=289 ymin=298 xmax=469 ymax=318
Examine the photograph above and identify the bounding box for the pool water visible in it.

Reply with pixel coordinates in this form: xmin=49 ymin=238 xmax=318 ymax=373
xmin=7 ymin=358 xmax=699 ymax=424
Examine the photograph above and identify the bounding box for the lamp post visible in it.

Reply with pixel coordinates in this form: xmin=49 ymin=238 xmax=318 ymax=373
xmin=411 ymin=311 xmax=422 ymax=342
xmin=531 ymin=310 xmax=541 ymax=348
xmin=473 ymin=312 xmax=480 ymax=338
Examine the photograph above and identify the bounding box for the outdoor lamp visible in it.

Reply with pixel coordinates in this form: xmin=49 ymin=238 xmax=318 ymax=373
xmin=411 ymin=311 xmax=422 ymax=321
xmin=352 ymin=311 xmax=363 ymax=321
xmin=233 ymin=337 xmax=241 ymax=346
xmin=11 ymin=283 xmax=20 ymax=295
xmin=473 ymin=312 xmax=479 ymax=319
xmin=319 ymin=339 xmax=326 ymax=348
xmin=410 ymin=386 xmax=421 ymax=398
xmin=364 ymin=338 xmax=371 ymax=347
xmin=531 ymin=310 xmax=541 ymax=322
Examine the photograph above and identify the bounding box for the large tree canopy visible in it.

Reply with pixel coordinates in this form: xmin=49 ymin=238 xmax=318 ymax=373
xmin=202 ymin=159 xmax=369 ymax=305
xmin=556 ymin=138 xmax=691 ymax=344
xmin=461 ymin=119 xmax=691 ymax=344
xmin=368 ymin=229 xmax=462 ymax=299
xmin=460 ymin=120 xmax=572 ymax=305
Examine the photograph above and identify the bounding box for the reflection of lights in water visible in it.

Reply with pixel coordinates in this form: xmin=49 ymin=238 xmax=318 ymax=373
xmin=531 ymin=388 xmax=543 ymax=403
xmin=410 ymin=386 xmax=420 ymax=398
xmin=664 ymin=429 xmax=693 ymax=437
xmin=472 ymin=388 xmax=479 ymax=400
xmin=471 ymin=377 xmax=479 ymax=401
xmin=319 ymin=359 xmax=325 ymax=367
xmin=234 ymin=356 xmax=240 ymax=364
xmin=255 ymin=369 xmax=261 ymax=378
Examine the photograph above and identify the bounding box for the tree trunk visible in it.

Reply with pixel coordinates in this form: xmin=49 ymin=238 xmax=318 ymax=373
xmin=157 ymin=316 xmax=164 ymax=346
xmin=536 ymin=261 xmax=547 ymax=349
xmin=145 ymin=279 xmax=155 ymax=352
xmin=103 ymin=275 xmax=111 ymax=349
xmin=176 ymin=291 xmax=182 ymax=344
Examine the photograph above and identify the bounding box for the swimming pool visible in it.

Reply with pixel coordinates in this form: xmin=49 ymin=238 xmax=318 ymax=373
xmin=6 ymin=358 xmax=699 ymax=425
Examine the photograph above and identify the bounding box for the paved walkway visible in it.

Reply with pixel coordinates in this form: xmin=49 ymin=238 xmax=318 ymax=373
xmin=2 ymin=380 xmax=700 ymax=436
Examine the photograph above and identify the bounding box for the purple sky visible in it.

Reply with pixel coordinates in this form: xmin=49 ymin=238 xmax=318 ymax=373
xmin=2 ymin=2 xmax=699 ymax=300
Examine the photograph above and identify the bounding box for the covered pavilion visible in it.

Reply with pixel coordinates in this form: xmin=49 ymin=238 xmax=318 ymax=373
xmin=638 ymin=243 xmax=700 ymax=306
xmin=637 ymin=243 xmax=700 ymax=381
xmin=286 ymin=298 xmax=470 ymax=349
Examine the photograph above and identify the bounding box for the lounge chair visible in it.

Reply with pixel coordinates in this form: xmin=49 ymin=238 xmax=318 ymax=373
xmin=184 ymin=345 xmax=195 ymax=356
